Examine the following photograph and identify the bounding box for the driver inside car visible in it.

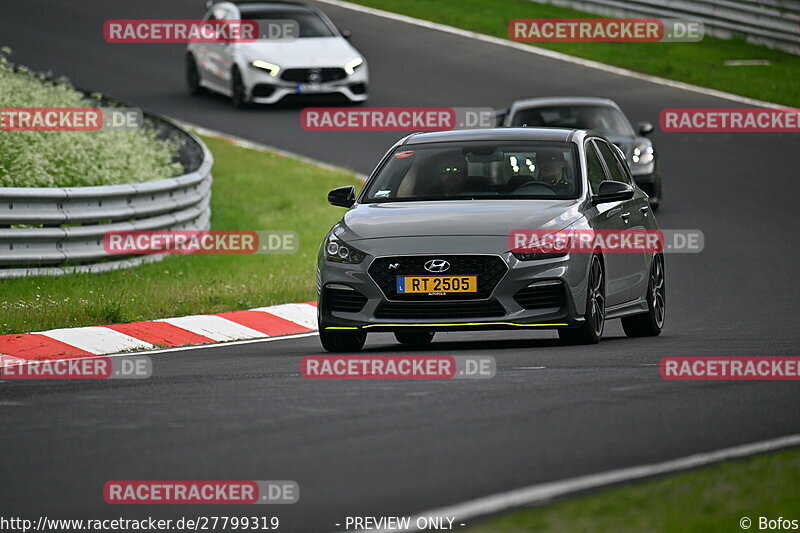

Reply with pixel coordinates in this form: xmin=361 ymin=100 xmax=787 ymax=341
xmin=536 ymin=149 xmax=570 ymax=187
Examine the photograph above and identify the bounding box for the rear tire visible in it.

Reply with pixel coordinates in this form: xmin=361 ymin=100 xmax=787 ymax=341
xmin=394 ymin=331 xmax=434 ymax=347
xmin=319 ymin=328 xmax=366 ymax=353
xmin=559 ymin=254 xmax=605 ymax=345
xmin=622 ymin=254 xmax=665 ymax=337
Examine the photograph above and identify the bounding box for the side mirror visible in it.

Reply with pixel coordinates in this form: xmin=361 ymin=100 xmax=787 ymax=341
xmin=328 ymin=185 xmax=356 ymax=208
xmin=341 ymin=29 xmax=352 ymax=40
xmin=593 ymin=180 xmax=634 ymax=205
xmin=637 ymin=121 xmax=654 ymax=136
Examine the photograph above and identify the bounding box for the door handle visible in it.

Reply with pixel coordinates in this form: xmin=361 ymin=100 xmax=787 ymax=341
xmin=620 ymin=212 xmax=631 ymax=223
xmin=640 ymin=206 xmax=650 ymax=217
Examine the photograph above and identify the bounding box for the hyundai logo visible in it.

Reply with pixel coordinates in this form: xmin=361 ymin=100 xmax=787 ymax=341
xmin=424 ymin=259 xmax=450 ymax=273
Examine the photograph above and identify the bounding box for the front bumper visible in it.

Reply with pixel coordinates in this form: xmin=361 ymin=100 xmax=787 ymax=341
xmin=243 ymin=65 xmax=368 ymax=104
xmin=317 ymin=252 xmax=592 ymax=333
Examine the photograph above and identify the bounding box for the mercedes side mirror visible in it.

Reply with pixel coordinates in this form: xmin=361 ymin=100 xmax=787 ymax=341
xmin=341 ymin=29 xmax=352 ymax=40
xmin=593 ymin=181 xmax=634 ymax=205
xmin=328 ymin=186 xmax=356 ymax=208
xmin=638 ymin=121 xmax=654 ymax=136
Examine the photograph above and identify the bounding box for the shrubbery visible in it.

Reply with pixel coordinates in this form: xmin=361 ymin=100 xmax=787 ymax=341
xmin=0 ymin=52 xmax=183 ymax=187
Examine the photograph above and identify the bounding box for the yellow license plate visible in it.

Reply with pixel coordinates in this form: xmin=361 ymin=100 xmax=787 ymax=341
xmin=396 ymin=275 xmax=478 ymax=294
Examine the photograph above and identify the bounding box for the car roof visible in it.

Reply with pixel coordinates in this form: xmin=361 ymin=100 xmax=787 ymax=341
xmin=403 ymin=127 xmax=585 ymax=145
xmin=510 ymin=97 xmax=621 ymax=110
xmin=218 ymin=1 xmax=314 ymax=12
xmin=222 ymin=0 xmax=310 ymax=6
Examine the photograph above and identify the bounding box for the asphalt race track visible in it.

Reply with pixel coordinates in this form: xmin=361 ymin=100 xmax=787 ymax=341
xmin=1 ymin=1 xmax=799 ymax=531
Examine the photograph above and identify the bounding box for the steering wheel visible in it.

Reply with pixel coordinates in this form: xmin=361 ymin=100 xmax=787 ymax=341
xmin=515 ymin=180 xmax=558 ymax=193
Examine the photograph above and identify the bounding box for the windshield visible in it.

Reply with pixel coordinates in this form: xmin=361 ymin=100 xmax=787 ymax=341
xmin=510 ymin=105 xmax=634 ymax=136
xmin=362 ymin=141 xmax=581 ymax=203
xmin=239 ymin=8 xmax=337 ymax=38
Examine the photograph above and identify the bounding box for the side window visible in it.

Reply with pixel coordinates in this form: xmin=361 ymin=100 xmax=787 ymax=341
xmin=595 ymin=141 xmax=628 ymax=184
xmin=585 ymin=141 xmax=607 ymax=194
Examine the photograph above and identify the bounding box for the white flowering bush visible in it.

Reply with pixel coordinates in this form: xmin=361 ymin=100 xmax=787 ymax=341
xmin=0 ymin=52 xmax=183 ymax=187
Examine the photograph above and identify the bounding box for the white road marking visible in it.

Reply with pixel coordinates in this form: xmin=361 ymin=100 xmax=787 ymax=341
xmin=514 ymin=366 xmax=547 ymax=370
xmin=346 ymin=433 xmax=800 ymax=533
xmin=36 ymin=327 xmax=153 ymax=355
xmin=611 ymin=385 xmax=647 ymax=392
xmin=157 ymin=315 xmax=266 ymax=342
xmin=251 ymin=303 xmax=319 ymax=330
xmin=315 ymin=0 xmax=783 ymax=109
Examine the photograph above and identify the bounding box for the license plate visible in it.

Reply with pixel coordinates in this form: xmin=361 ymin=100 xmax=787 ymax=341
xmin=295 ymin=83 xmax=326 ymax=93
xmin=396 ymin=275 xmax=478 ymax=294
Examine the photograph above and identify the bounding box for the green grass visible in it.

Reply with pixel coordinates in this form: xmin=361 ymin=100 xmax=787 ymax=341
xmin=0 ymin=136 xmax=359 ymax=335
xmin=0 ymin=52 xmax=182 ymax=187
xmin=466 ymin=447 xmax=800 ymax=533
xmin=349 ymin=0 xmax=800 ymax=107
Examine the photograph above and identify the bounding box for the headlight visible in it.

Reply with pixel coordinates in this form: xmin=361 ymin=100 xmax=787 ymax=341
xmin=513 ymin=249 xmax=569 ymax=261
xmin=632 ymin=142 xmax=654 ymax=165
xmin=512 ymin=230 xmax=572 ymax=261
xmin=324 ymin=235 xmax=365 ymax=264
xmin=344 ymin=57 xmax=364 ymax=75
xmin=250 ymin=60 xmax=280 ymax=77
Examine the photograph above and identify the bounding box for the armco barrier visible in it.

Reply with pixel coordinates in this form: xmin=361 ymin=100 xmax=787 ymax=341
xmin=531 ymin=0 xmax=800 ymax=55
xmin=0 ymin=106 xmax=213 ymax=278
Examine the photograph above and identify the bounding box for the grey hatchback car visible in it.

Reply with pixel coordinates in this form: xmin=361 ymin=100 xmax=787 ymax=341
xmin=317 ymin=128 xmax=665 ymax=352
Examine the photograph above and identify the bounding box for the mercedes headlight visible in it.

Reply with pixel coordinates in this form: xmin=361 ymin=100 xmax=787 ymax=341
xmin=250 ymin=60 xmax=280 ymax=77
xmin=344 ymin=57 xmax=364 ymax=75
xmin=324 ymin=235 xmax=365 ymax=264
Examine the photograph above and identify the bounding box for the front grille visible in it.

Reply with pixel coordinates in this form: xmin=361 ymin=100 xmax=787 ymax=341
xmin=281 ymin=68 xmax=347 ymax=83
xmin=514 ymin=282 xmax=566 ymax=310
xmin=325 ymin=288 xmax=367 ymax=313
xmin=375 ymin=300 xmax=505 ymax=319
xmin=369 ymin=255 xmax=508 ymax=301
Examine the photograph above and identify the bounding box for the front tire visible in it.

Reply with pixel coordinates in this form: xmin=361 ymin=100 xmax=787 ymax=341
xmin=186 ymin=54 xmax=203 ymax=96
xmin=319 ymin=328 xmax=366 ymax=353
xmin=559 ymin=254 xmax=605 ymax=345
xmin=231 ymin=68 xmax=248 ymax=108
xmin=622 ymin=253 xmax=665 ymax=337
xmin=394 ymin=331 xmax=434 ymax=347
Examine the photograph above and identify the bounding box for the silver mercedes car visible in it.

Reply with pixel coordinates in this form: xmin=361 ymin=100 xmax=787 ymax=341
xmin=316 ymin=128 xmax=665 ymax=352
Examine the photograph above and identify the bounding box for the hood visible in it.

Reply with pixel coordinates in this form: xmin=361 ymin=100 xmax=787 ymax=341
xmin=340 ymin=200 xmax=584 ymax=241
xmin=239 ymin=38 xmax=360 ymax=68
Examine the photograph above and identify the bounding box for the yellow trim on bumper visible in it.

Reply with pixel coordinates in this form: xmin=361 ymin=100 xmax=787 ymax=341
xmin=325 ymin=322 xmax=568 ymax=330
